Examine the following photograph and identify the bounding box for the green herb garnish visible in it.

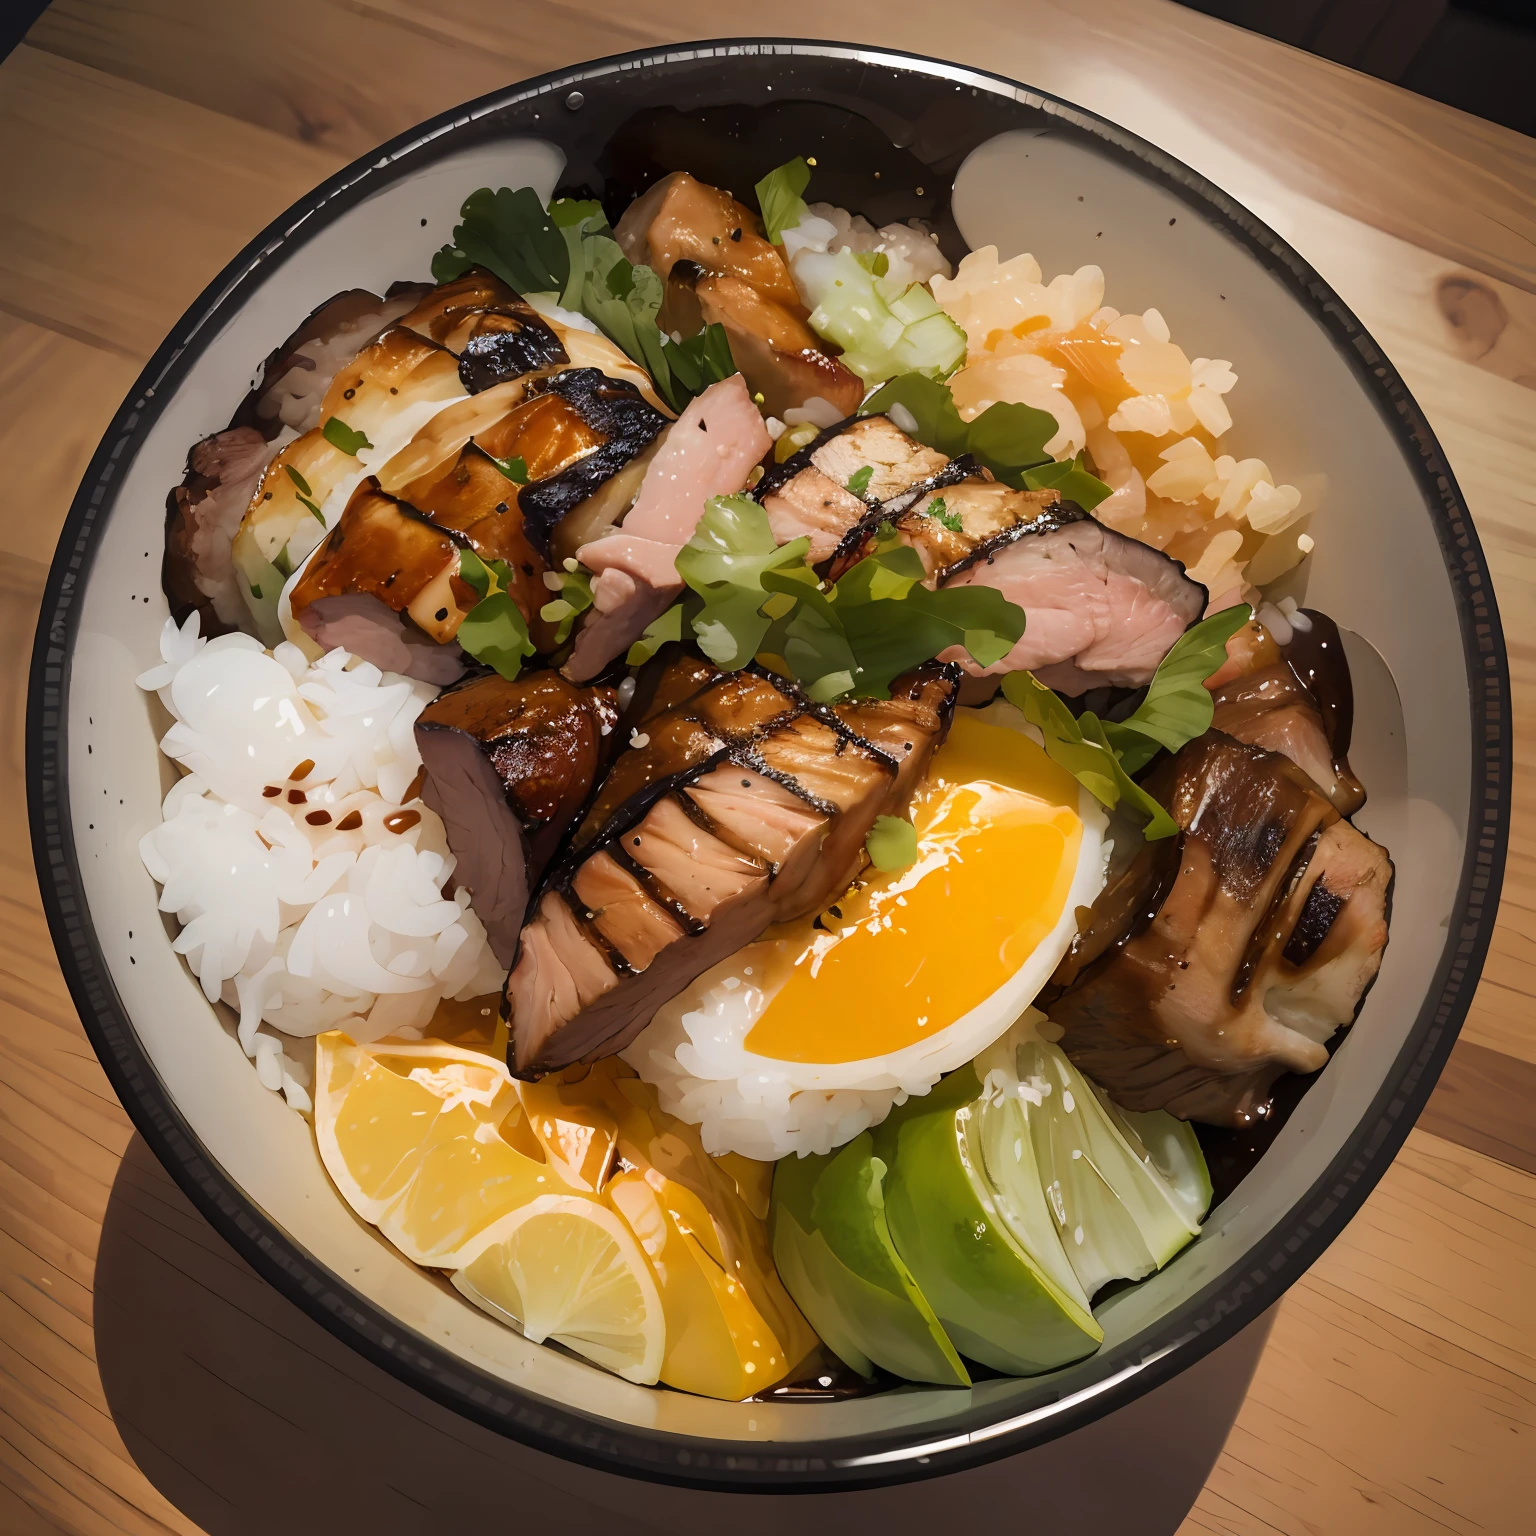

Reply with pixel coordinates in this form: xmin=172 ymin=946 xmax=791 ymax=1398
xmin=1001 ymin=671 xmax=1178 ymax=839
xmin=1100 ymin=605 xmax=1254 ymax=773
xmin=669 ymin=501 xmax=1024 ymax=701
xmin=865 ymin=815 xmax=918 ymax=872
xmin=926 ymin=496 xmax=963 ymax=533
xmin=626 ymin=603 xmax=686 ymax=666
xmin=862 ymin=374 xmax=1101 ymax=498
xmin=846 ymin=465 xmax=875 ymax=498
xmin=853 ymin=250 xmax=891 ymax=279
xmin=432 ymin=185 xmax=733 ymax=412
xmin=1022 ymin=452 xmax=1114 ymax=513
xmin=539 ymin=564 xmax=595 ymax=645
xmin=322 ymin=416 xmax=372 ymax=456
xmin=754 ymin=157 xmax=811 ymax=245
xmin=456 ymin=548 xmax=535 ymax=681
xmin=249 ymin=582 xmax=262 ymax=600
xmin=283 ymin=463 xmax=325 ymax=523
xmin=491 ymin=454 xmax=529 ymax=484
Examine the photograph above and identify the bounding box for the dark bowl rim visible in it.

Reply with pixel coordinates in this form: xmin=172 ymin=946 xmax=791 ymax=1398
xmin=26 ymin=38 xmax=1509 ymax=1493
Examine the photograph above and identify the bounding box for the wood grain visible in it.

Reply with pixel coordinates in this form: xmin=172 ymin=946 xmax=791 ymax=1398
xmin=0 ymin=4 xmax=1532 ymax=1534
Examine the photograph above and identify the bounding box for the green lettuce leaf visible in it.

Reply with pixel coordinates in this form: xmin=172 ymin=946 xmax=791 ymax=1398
xmin=755 ymin=157 xmax=811 ymax=244
xmin=1023 ymin=452 xmax=1112 ymax=512
xmin=626 ymin=602 xmax=687 ymax=666
xmin=1101 ymin=604 xmax=1253 ymax=774
xmin=862 ymin=373 xmax=1111 ymax=495
xmin=859 ymin=373 xmax=969 ymax=456
xmin=675 ymin=496 xmax=814 ymax=669
xmin=1001 ymin=671 xmax=1178 ymax=839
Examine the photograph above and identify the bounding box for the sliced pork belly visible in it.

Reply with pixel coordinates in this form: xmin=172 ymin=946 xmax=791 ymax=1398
xmin=755 ymin=413 xmax=950 ymax=563
xmin=511 ymin=370 xmax=668 ymax=553
xmin=164 ymin=285 xmax=426 ymax=635
xmin=929 ymin=495 xmax=1207 ymax=691
xmin=232 ymin=326 xmax=466 ymax=640
xmin=397 ymin=267 xmax=568 ymax=391
xmin=415 ymin=671 xmax=619 ymax=965
xmin=562 ymin=375 xmax=771 ymax=682
xmin=505 ymin=664 xmax=959 ymax=1075
xmin=289 ymin=483 xmax=478 ymax=684
xmin=1050 ymin=731 xmax=1392 ymax=1127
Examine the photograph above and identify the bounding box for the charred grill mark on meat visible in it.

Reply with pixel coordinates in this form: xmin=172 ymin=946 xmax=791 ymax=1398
xmin=415 ymin=671 xmax=619 ymax=966
xmin=1050 ymin=731 xmax=1392 ymax=1128
xmin=513 ymin=370 xmax=669 ymax=552
xmin=505 ymin=663 xmax=959 ymax=1077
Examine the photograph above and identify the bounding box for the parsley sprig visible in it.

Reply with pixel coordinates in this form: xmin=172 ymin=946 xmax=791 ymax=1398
xmin=627 ymin=496 xmax=1025 ymax=702
xmin=456 ymin=548 xmax=535 ymax=681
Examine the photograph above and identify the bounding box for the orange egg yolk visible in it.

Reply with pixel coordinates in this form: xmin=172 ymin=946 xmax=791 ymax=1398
xmin=742 ymin=714 xmax=1085 ymax=1065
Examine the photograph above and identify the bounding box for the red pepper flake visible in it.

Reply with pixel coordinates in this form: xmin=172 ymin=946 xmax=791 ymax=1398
xmin=402 ymin=766 xmax=427 ymax=803
xmin=286 ymin=788 xmax=307 ymax=804
xmin=335 ymin=810 xmax=363 ymax=832
xmin=289 ymin=758 xmax=316 ymax=781
xmin=383 ymin=809 xmax=421 ymax=834
xmin=261 ymin=785 xmax=281 ymax=798
xmin=305 ymin=810 xmax=332 ymax=826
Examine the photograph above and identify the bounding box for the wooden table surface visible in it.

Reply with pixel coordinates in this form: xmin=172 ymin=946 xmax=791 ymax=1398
xmin=1 ymin=3 xmax=1534 ymax=1532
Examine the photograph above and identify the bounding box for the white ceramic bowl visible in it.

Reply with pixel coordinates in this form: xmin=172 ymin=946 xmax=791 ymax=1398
xmin=28 ymin=40 xmax=1508 ymax=1498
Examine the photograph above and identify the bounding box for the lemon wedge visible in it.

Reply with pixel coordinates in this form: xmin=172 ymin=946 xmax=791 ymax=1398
xmin=313 ymin=1033 xmax=573 ymax=1267
xmin=453 ymin=1195 xmax=664 ymax=1384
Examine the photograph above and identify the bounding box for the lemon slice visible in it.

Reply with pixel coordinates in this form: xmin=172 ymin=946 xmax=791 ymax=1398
xmin=453 ymin=1195 xmax=664 ymax=1384
xmin=312 ymin=1033 xmax=571 ymax=1267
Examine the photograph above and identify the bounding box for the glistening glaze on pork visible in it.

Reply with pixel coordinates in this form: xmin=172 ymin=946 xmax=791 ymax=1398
xmin=505 ymin=663 xmax=959 ymax=1076
xmin=615 ymin=171 xmax=863 ymax=419
xmin=163 ymin=284 xmax=428 ymax=635
xmin=415 ymin=672 xmax=619 ymax=965
xmin=1050 ymin=731 xmax=1392 ymax=1127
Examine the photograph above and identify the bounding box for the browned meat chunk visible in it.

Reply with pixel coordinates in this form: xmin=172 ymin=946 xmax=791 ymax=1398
xmin=289 ymin=483 xmax=482 ymax=685
xmin=614 ymin=171 xmax=805 ymax=311
xmin=1211 ymin=665 xmax=1366 ymax=816
xmin=615 ymin=170 xmax=861 ymax=420
xmin=163 ymin=284 xmax=427 ymax=635
xmin=1050 ymin=732 xmax=1392 ymax=1127
xmin=504 ymin=664 xmax=959 ymax=1076
xmin=415 ymin=672 xmax=619 ymax=965
xmin=398 ymin=267 xmax=568 ymax=391
xmin=695 ymin=274 xmax=864 ymax=422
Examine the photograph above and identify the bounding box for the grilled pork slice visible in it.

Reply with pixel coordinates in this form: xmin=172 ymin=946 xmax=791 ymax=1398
xmin=164 ymin=285 xmax=427 ymax=635
xmin=755 ymin=413 xmax=951 ymax=563
xmin=505 ymin=664 xmax=959 ymax=1075
xmin=510 ymin=370 xmax=668 ymax=554
xmin=563 ymin=375 xmax=771 ymax=682
xmin=232 ymin=326 xmax=466 ymax=641
xmin=924 ymin=492 xmax=1207 ymax=691
xmin=396 ymin=267 xmax=569 ymax=392
xmin=1050 ymin=731 xmax=1392 ymax=1127
xmin=415 ymin=672 xmax=619 ymax=965
xmin=290 ymin=480 xmax=537 ymax=684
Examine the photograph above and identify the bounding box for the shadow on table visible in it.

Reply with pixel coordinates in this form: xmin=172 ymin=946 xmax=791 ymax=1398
xmin=96 ymin=1134 xmax=1273 ymax=1536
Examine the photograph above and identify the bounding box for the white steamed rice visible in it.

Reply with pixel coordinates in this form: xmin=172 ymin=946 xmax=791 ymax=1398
xmin=137 ymin=614 xmax=502 ymax=1111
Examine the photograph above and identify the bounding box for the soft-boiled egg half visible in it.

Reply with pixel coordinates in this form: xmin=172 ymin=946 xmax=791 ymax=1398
xmin=623 ymin=701 xmax=1109 ymax=1160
